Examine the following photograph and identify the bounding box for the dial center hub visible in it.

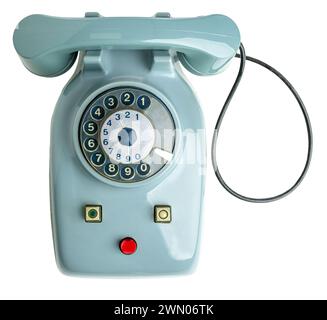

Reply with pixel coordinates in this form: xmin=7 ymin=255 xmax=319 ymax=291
xmin=118 ymin=127 xmax=137 ymax=146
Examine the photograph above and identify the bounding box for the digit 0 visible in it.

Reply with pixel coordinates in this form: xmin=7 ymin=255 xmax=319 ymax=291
xmin=137 ymin=163 xmax=150 ymax=176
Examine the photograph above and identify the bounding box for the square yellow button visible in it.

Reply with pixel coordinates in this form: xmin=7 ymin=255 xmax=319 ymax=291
xmin=85 ymin=205 xmax=102 ymax=223
xmin=154 ymin=205 xmax=171 ymax=223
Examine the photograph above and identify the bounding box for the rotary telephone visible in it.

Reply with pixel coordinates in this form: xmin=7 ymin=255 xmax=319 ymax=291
xmin=13 ymin=12 xmax=312 ymax=275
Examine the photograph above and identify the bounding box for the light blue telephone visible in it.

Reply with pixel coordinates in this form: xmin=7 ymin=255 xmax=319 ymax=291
xmin=13 ymin=12 xmax=312 ymax=276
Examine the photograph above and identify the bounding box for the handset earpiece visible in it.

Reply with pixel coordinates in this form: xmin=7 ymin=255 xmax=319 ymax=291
xmin=13 ymin=13 xmax=240 ymax=77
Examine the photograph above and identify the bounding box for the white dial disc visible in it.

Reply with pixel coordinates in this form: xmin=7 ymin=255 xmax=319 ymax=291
xmin=100 ymin=109 xmax=155 ymax=164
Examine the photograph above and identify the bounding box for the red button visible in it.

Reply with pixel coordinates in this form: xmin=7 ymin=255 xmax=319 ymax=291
xmin=119 ymin=237 xmax=137 ymax=255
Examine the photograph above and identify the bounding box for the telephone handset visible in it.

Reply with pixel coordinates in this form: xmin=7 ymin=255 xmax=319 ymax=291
xmin=13 ymin=13 xmax=312 ymax=275
xmin=13 ymin=13 xmax=240 ymax=77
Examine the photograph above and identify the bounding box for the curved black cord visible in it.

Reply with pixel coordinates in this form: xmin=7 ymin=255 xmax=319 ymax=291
xmin=211 ymin=43 xmax=313 ymax=203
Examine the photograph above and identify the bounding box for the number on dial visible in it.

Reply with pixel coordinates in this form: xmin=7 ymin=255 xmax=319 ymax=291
xmin=137 ymin=163 xmax=150 ymax=176
xmin=91 ymin=152 xmax=105 ymax=166
xmin=121 ymin=92 xmax=134 ymax=105
xmin=91 ymin=106 xmax=105 ymax=120
xmin=84 ymin=138 xmax=98 ymax=152
xmin=83 ymin=121 xmax=98 ymax=135
xmin=120 ymin=166 xmax=135 ymax=180
xmin=137 ymin=95 xmax=151 ymax=109
xmin=104 ymin=96 xmax=118 ymax=109
xmin=105 ymin=163 xmax=119 ymax=176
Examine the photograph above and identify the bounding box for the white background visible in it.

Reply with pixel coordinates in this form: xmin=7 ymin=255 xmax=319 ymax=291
xmin=1 ymin=0 xmax=326 ymax=300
